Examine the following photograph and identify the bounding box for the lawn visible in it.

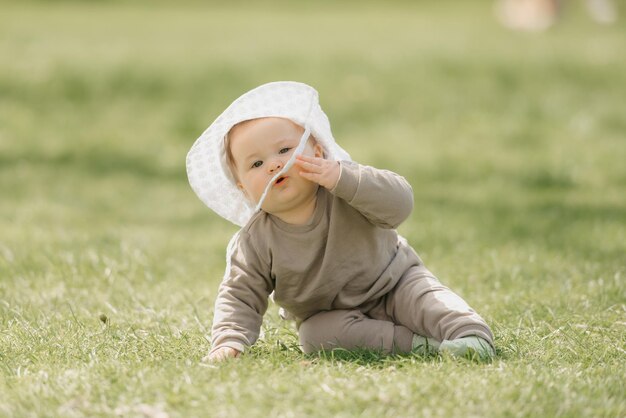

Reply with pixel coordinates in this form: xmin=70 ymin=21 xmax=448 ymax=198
xmin=0 ymin=1 xmax=625 ymax=417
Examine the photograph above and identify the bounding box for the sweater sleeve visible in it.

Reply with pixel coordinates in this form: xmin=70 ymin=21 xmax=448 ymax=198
xmin=209 ymin=231 xmax=274 ymax=355
xmin=330 ymin=160 xmax=414 ymax=229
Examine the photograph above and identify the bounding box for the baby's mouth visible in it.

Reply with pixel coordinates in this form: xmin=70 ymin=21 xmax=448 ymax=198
xmin=274 ymin=176 xmax=288 ymax=186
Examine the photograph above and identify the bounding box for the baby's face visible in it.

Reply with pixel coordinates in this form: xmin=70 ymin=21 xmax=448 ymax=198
xmin=228 ymin=117 xmax=323 ymax=217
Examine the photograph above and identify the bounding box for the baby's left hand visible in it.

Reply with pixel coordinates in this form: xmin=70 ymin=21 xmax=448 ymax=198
xmin=295 ymin=155 xmax=340 ymax=190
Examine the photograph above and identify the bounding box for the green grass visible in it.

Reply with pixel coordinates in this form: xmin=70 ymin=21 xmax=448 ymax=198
xmin=1 ymin=1 xmax=625 ymax=417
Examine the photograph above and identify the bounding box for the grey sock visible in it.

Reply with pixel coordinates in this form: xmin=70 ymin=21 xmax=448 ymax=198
xmin=411 ymin=334 xmax=441 ymax=355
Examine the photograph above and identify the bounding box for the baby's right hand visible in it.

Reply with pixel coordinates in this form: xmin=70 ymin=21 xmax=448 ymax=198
xmin=203 ymin=347 xmax=241 ymax=363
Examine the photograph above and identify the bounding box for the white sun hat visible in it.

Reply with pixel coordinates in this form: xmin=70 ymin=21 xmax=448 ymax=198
xmin=186 ymin=81 xmax=352 ymax=227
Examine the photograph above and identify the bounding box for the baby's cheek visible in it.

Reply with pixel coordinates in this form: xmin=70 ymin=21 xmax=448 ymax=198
xmin=253 ymin=179 xmax=271 ymax=199
xmin=239 ymin=179 xmax=258 ymax=202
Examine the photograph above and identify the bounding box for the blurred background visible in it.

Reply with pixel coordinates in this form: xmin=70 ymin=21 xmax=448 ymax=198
xmin=1 ymin=0 xmax=624 ymax=303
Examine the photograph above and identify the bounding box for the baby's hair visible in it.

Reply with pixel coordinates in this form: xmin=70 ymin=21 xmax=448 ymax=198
xmin=224 ymin=119 xmax=256 ymax=182
xmin=224 ymin=131 xmax=237 ymax=181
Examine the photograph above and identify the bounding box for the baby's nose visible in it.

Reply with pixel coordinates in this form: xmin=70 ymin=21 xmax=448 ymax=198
xmin=268 ymin=159 xmax=283 ymax=173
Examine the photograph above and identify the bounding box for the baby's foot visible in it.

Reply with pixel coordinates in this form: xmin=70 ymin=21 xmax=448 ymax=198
xmin=439 ymin=336 xmax=495 ymax=360
xmin=411 ymin=334 xmax=440 ymax=355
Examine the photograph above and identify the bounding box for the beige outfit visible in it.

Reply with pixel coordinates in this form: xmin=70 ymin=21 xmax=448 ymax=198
xmin=210 ymin=161 xmax=494 ymax=355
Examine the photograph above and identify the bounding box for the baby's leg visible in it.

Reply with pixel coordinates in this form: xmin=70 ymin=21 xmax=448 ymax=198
xmin=385 ymin=266 xmax=494 ymax=346
xmin=298 ymin=309 xmax=414 ymax=354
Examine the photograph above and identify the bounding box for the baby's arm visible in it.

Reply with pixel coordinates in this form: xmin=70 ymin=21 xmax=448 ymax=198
xmin=207 ymin=231 xmax=273 ymax=362
xmin=298 ymin=157 xmax=414 ymax=229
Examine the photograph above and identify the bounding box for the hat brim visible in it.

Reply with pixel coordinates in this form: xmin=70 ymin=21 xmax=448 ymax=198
xmin=186 ymin=81 xmax=351 ymax=227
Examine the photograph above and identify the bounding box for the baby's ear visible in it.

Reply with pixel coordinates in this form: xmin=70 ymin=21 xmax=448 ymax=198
xmin=313 ymin=143 xmax=325 ymax=158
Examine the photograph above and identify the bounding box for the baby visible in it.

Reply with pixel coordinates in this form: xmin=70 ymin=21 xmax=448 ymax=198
xmin=186 ymin=82 xmax=495 ymax=362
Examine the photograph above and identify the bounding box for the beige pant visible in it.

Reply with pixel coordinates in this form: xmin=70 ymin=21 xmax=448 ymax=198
xmin=298 ymin=265 xmax=489 ymax=354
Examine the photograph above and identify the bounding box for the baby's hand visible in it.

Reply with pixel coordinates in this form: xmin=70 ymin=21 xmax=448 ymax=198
xmin=203 ymin=347 xmax=241 ymax=363
xmin=295 ymin=155 xmax=340 ymax=190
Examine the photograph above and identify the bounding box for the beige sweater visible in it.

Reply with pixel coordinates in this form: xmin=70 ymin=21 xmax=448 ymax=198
xmin=210 ymin=161 xmax=492 ymax=354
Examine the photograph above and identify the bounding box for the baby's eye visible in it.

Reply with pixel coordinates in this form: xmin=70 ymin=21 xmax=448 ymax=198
xmin=251 ymin=161 xmax=263 ymax=169
xmin=279 ymin=147 xmax=291 ymax=154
